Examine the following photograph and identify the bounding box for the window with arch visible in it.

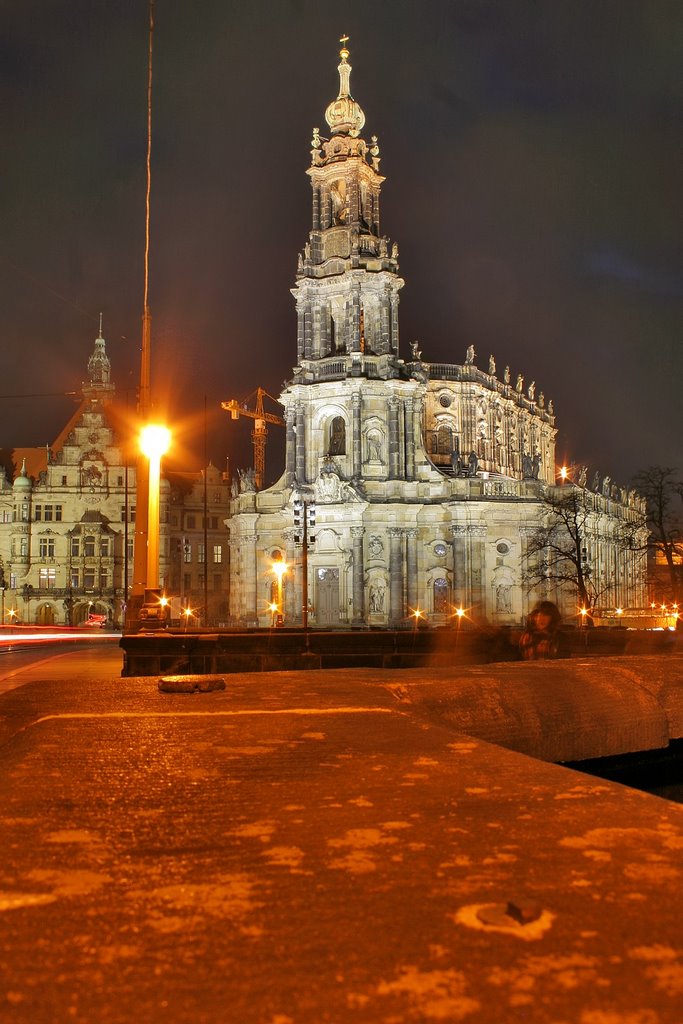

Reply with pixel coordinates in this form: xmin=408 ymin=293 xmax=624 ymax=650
xmin=329 ymin=416 xmax=346 ymax=456
xmin=433 ymin=577 xmax=449 ymax=614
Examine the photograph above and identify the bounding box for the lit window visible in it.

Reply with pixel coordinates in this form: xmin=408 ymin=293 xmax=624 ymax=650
xmin=71 ymin=570 xmax=79 ymax=588
xmin=213 ymin=544 xmax=222 ymax=564
xmin=183 ymin=541 xmax=192 ymax=563
xmin=39 ymin=568 xmax=56 ymax=588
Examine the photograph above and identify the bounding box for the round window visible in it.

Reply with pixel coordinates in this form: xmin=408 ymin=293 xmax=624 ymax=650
xmin=496 ymin=542 xmax=510 ymax=555
xmin=439 ymin=394 xmax=452 ymax=408
xmin=434 ymin=543 xmax=447 ymax=557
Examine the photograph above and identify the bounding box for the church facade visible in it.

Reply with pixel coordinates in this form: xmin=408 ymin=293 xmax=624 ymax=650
xmin=225 ymin=45 xmax=647 ymax=629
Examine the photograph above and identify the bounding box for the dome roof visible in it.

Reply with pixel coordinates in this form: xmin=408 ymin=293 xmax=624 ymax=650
xmin=324 ymin=42 xmax=365 ymax=138
xmin=13 ymin=458 xmax=32 ymax=490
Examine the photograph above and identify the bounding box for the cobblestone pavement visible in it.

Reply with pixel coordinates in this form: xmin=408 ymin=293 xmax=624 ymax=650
xmin=0 ymin=650 xmax=682 ymax=1023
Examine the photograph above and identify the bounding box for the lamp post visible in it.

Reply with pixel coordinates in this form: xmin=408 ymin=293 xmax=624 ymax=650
xmin=271 ymin=558 xmax=288 ymax=627
xmin=139 ymin=424 xmax=170 ymax=626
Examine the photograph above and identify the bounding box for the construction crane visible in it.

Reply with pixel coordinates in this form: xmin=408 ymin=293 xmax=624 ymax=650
xmin=221 ymin=387 xmax=285 ymax=490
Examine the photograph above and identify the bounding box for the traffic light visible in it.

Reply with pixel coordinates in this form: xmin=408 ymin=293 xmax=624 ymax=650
xmin=293 ymin=498 xmax=303 ymax=542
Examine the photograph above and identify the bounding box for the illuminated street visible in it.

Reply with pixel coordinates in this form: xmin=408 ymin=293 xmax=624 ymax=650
xmin=0 ymin=649 xmax=681 ymax=1023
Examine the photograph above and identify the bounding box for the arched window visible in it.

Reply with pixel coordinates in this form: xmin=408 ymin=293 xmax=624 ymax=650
xmin=433 ymin=578 xmax=449 ymax=614
xmin=329 ymin=417 xmax=346 ymax=455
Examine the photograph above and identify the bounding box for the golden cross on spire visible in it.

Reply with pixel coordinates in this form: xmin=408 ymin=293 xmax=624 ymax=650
xmin=339 ymin=34 xmax=349 ymax=59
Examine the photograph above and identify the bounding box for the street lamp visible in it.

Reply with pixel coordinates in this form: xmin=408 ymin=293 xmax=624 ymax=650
xmin=559 ymin=465 xmax=568 ymax=483
xmin=140 ymin=425 xmax=171 ymax=591
xmin=139 ymin=424 xmax=171 ymax=627
xmin=271 ymin=557 xmax=288 ymax=627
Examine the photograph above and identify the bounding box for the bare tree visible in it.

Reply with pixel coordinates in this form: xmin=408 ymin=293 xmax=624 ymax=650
xmin=632 ymin=466 xmax=683 ymax=602
xmin=522 ymin=485 xmax=645 ymax=611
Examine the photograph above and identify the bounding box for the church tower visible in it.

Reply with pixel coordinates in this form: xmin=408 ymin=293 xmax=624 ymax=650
xmin=294 ymin=38 xmax=402 ymax=368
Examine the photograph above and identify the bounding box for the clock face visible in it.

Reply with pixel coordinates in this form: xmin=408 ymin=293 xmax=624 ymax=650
xmin=439 ymin=394 xmax=452 ymax=408
xmin=434 ymin=543 xmax=447 ymax=557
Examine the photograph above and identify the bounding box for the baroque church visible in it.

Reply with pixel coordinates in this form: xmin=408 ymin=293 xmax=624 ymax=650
xmin=227 ymin=42 xmax=646 ymax=629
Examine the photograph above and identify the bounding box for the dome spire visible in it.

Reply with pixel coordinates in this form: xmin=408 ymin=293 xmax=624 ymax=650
xmin=325 ymin=35 xmax=365 ymax=138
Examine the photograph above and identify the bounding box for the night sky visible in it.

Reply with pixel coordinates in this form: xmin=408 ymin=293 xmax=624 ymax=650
xmin=1 ymin=0 xmax=681 ymax=486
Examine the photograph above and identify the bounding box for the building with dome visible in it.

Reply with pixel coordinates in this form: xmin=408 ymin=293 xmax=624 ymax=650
xmin=227 ymin=43 xmax=646 ymax=629
xmin=0 ymin=328 xmax=232 ymax=627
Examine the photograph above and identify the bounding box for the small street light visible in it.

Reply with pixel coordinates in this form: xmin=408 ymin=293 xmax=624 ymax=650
xmin=139 ymin=424 xmax=171 ymax=628
xmin=271 ymin=557 xmax=288 ymax=627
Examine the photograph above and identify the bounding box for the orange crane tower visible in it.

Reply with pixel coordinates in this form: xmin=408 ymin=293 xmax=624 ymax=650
xmin=221 ymin=387 xmax=285 ymax=490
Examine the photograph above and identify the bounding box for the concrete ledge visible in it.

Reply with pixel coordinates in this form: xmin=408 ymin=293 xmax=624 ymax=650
xmin=393 ymin=654 xmax=683 ymax=762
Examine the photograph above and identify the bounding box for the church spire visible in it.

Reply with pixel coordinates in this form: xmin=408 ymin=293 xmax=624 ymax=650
xmin=325 ymin=36 xmax=365 ymax=138
xmin=84 ymin=316 xmax=114 ymax=396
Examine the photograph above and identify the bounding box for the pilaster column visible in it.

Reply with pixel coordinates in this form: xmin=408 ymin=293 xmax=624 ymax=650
xmin=388 ymin=398 xmax=400 ymax=480
xmin=295 ymin=404 xmax=306 ymax=484
xmin=389 ymin=527 xmax=404 ymax=624
xmin=296 ymin=303 xmax=305 ymax=363
xmin=380 ymin=287 xmax=391 ymax=354
xmin=450 ymin=525 xmax=468 ymax=608
xmin=390 ymin=293 xmax=399 ymax=354
xmin=285 ymin=407 xmax=296 ymax=486
xmin=351 ymin=526 xmax=365 ymax=623
xmin=404 ymin=398 xmax=415 ymax=481
xmin=283 ymin=529 xmax=298 ymax=623
xmin=405 ymin=528 xmax=418 ymax=611
xmin=312 ymin=187 xmax=320 ymax=231
xmin=243 ymin=533 xmax=258 ymax=626
xmin=351 ymin=285 xmax=361 ymax=352
xmin=469 ymin=525 xmax=487 ymax=617
xmin=352 ymin=393 xmax=362 ymax=478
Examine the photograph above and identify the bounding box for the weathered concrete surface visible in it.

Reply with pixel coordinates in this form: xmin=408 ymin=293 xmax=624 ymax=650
xmin=392 ymin=654 xmax=683 ymax=762
xmin=0 ymin=653 xmax=682 ymax=1023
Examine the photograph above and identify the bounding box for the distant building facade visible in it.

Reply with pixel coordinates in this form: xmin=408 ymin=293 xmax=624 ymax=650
xmin=0 ymin=331 xmax=230 ymax=627
xmin=227 ymin=44 xmax=647 ymax=628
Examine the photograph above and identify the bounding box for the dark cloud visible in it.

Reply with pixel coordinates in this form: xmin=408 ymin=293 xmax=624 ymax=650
xmin=0 ymin=0 xmax=681 ymax=484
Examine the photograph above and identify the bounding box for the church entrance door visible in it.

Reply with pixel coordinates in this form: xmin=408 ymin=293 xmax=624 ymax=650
xmin=38 ymin=604 xmax=55 ymax=625
xmin=316 ymin=568 xmax=340 ymax=626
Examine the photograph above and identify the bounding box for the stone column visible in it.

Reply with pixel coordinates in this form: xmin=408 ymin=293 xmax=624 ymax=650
xmin=352 ymin=393 xmax=362 ymax=478
xmin=351 ymin=286 xmax=361 ymax=352
xmin=295 ymin=404 xmax=306 ymax=484
xmin=312 ymin=187 xmax=320 ymax=231
xmin=380 ymin=287 xmax=391 ymax=354
xmin=404 ymin=398 xmax=415 ymax=481
xmin=388 ymin=398 xmax=400 ymax=480
xmin=304 ymin=307 xmax=313 ymax=359
xmin=243 ymin=533 xmax=258 ymax=626
xmin=285 ymin=407 xmax=296 ymax=487
xmin=296 ymin=302 xmax=305 ymax=364
xmin=450 ymin=525 xmax=468 ymax=608
xmin=405 ymin=528 xmax=418 ymax=611
xmin=390 ymin=293 xmax=399 ymax=354
xmin=351 ymin=527 xmax=365 ymax=623
xmin=389 ymin=528 xmax=404 ymax=625
xmin=284 ymin=529 xmax=298 ymax=624
xmin=469 ymin=525 xmax=487 ymax=618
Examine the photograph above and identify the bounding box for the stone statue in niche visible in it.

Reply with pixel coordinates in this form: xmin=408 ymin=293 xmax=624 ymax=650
xmin=495 ymin=584 xmax=512 ymax=613
xmin=369 ymin=583 xmax=385 ymax=613
xmin=365 ymin=431 xmax=383 ymax=463
xmin=522 ymin=453 xmax=534 ymax=479
xmin=532 ymin=453 xmax=540 ymax=479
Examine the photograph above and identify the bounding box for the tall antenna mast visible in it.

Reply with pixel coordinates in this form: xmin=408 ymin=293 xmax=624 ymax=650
xmin=138 ymin=0 xmax=155 ymax=418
